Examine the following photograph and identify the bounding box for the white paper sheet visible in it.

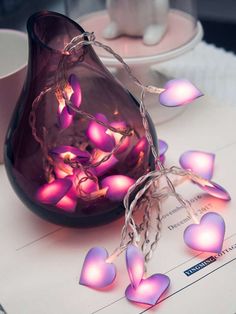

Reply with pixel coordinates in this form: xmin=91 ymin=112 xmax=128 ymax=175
xmin=0 ymin=96 xmax=236 ymax=314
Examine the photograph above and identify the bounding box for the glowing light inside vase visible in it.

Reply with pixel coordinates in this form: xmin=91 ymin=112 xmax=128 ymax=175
xmin=133 ymin=137 xmax=148 ymax=154
xmin=159 ymin=79 xmax=203 ymax=107
xmin=126 ymin=137 xmax=148 ymax=166
xmin=80 ymin=247 xmax=116 ymax=289
xmin=50 ymin=145 xmax=90 ymax=163
xmin=68 ymin=74 xmax=82 ymax=113
xmin=59 ymin=106 xmax=73 ymax=129
xmin=74 ymin=170 xmax=99 ymax=196
xmin=87 ymin=113 xmax=115 ymax=152
xmin=179 ymin=150 xmax=215 ymax=180
xmin=126 ymin=245 xmax=144 ymax=288
xmin=106 ymin=121 xmax=130 ymax=154
xmin=101 ymin=175 xmax=135 ymax=201
xmin=92 ymin=149 xmax=118 ymax=176
xmin=184 ymin=212 xmax=225 ymax=253
xmin=56 ymin=83 xmax=74 ymax=129
xmin=54 ymin=161 xmax=74 ymax=179
xmin=56 ymin=194 xmax=77 ymax=212
xmin=36 ymin=178 xmax=72 ymax=204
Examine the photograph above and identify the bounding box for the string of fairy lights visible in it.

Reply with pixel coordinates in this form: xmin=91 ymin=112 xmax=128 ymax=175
xmin=31 ymin=32 xmax=231 ymax=306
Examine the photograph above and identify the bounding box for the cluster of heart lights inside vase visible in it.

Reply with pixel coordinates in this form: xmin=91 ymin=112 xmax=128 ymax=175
xmin=34 ymin=72 xmax=230 ymax=306
xmin=36 ymin=76 xmax=194 ymax=211
xmin=36 ymin=74 xmax=140 ymax=211
xmin=36 ymin=76 xmax=203 ymax=211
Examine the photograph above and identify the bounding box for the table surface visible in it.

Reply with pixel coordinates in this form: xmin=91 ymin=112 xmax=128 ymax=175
xmin=1 ymin=90 xmax=236 ymax=314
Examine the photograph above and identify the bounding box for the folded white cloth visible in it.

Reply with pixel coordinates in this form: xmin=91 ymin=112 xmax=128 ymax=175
xmin=157 ymin=41 xmax=236 ymax=106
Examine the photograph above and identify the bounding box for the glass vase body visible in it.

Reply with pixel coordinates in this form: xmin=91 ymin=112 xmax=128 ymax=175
xmin=4 ymin=11 xmax=157 ymax=227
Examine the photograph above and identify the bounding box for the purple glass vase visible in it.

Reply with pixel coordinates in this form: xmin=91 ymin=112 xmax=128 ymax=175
xmin=4 ymin=11 xmax=157 ymax=227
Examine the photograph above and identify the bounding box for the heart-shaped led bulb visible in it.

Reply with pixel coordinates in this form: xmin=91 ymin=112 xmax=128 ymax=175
xmin=92 ymin=149 xmax=118 ymax=176
xmin=50 ymin=145 xmax=90 ymax=163
xmin=68 ymin=74 xmax=82 ymax=113
xmin=158 ymin=139 xmax=168 ymax=156
xmin=101 ymin=175 xmax=135 ymax=201
xmin=184 ymin=212 xmax=225 ymax=253
xmin=179 ymin=150 xmax=215 ymax=180
xmin=194 ymin=180 xmax=231 ymax=201
xmin=125 ymin=136 xmax=149 ymax=167
xmin=80 ymin=247 xmax=116 ymax=289
xmin=125 ymin=274 xmax=170 ymax=306
xmin=58 ymin=106 xmax=73 ymax=129
xmin=159 ymin=79 xmax=203 ymax=107
xmin=56 ymin=81 xmax=74 ymax=129
xmin=107 ymin=121 xmax=130 ymax=154
xmin=36 ymin=178 xmax=72 ymax=204
xmin=87 ymin=113 xmax=115 ymax=152
xmin=126 ymin=245 xmax=144 ymax=288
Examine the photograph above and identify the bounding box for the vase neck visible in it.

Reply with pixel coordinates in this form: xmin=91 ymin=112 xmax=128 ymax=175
xmin=26 ymin=11 xmax=86 ymax=96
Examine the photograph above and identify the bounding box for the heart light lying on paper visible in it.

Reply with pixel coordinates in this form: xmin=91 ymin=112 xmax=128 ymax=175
xmin=125 ymin=274 xmax=170 ymax=305
xmin=79 ymin=247 xmax=116 ymax=289
xmin=179 ymin=150 xmax=215 ymax=180
xmin=194 ymin=180 xmax=231 ymax=201
xmin=184 ymin=212 xmax=225 ymax=253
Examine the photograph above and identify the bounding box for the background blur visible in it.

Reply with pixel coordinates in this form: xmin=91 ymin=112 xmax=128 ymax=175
xmin=0 ymin=0 xmax=235 ymax=53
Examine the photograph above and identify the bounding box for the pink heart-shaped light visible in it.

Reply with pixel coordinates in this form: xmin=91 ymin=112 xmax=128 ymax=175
xmin=194 ymin=180 xmax=231 ymax=201
xmin=158 ymin=139 xmax=168 ymax=156
xmin=73 ymin=169 xmax=99 ymax=196
xmin=67 ymin=74 xmax=82 ymax=114
xmin=36 ymin=178 xmax=72 ymax=205
xmin=125 ymin=274 xmax=170 ymax=306
xmin=58 ymin=106 xmax=73 ymax=129
xmin=53 ymin=160 xmax=74 ymax=179
xmin=92 ymin=149 xmax=118 ymax=176
xmin=125 ymin=137 xmax=149 ymax=167
xmin=87 ymin=113 xmax=115 ymax=152
xmin=126 ymin=245 xmax=144 ymax=289
xmin=56 ymin=193 xmax=77 ymax=212
xmin=80 ymin=247 xmax=116 ymax=289
xmin=101 ymin=175 xmax=135 ymax=201
xmin=184 ymin=212 xmax=225 ymax=253
xmin=56 ymin=83 xmax=74 ymax=129
xmin=50 ymin=145 xmax=90 ymax=164
xmin=179 ymin=150 xmax=215 ymax=180
xmin=159 ymin=79 xmax=203 ymax=107
xmin=107 ymin=121 xmax=130 ymax=154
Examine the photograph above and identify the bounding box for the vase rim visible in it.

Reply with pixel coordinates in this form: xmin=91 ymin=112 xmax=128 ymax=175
xmin=27 ymin=10 xmax=86 ymax=55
